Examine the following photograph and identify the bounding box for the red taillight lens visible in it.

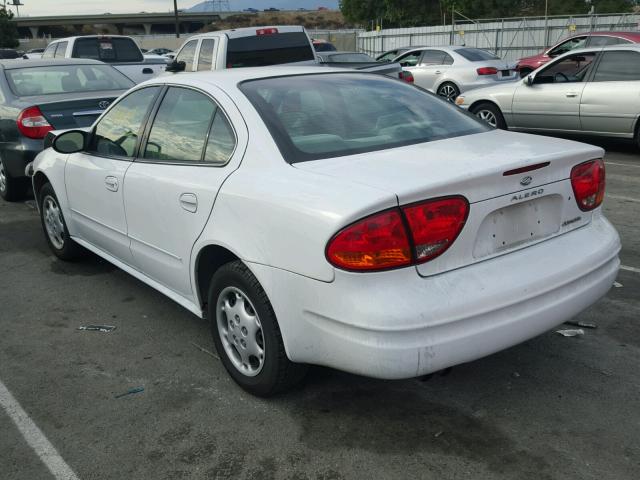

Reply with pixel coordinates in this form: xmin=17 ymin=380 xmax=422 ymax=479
xmin=570 ymin=159 xmax=605 ymax=211
xmin=17 ymin=106 xmax=53 ymax=139
xmin=476 ymin=67 xmax=498 ymax=75
xmin=256 ymin=28 xmax=278 ymax=35
xmin=326 ymin=209 xmax=412 ymax=271
xmin=399 ymin=71 xmax=414 ymax=83
xmin=327 ymin=196 xmax=469 ymax=271
xmin=402 ymin=196 xmax=469 ymax=263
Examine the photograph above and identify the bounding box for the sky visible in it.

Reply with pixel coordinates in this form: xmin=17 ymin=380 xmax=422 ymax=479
xmin=11 ymin=0 xmax=339 ymax=16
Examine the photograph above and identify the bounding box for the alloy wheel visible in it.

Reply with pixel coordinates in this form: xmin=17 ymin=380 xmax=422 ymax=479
xmin=438 ymin=84 xmax=458 ymax=102
xmin=477 ymin=109 xmax=498 ymax=128
xmin=42 ymin=195 xmax=65 ymax=250
xmin=216 ymin=286 xmax=265 ymax=377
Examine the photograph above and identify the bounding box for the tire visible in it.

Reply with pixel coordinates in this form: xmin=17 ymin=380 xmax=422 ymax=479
xmin=437 ymin=82 xmax=460 ymax=103
xmin=208 ymin=260 xmax=307 ymax=396
xmin=470 ymin=102 xmax=507 ymax=130
xmin=519 ymin=68 xmax=533 ymax=78
xmin=0 ymin=158 xmax=28 ymax=202
xmin=38 ymin=182 xmax=82 ymax=260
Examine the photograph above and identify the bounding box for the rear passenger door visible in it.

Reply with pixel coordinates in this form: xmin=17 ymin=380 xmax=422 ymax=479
xmin=123 ymin=85 xmax=247 ymax=299
xmin=414 ymin=50 xmax=452 ymax=91
xmin=580 ymin=50 xmax=640 ymax=135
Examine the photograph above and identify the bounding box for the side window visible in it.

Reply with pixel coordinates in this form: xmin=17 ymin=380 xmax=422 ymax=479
xmin=42 ymin=44 xmax=57 ymax=59
xmin=54 ymin=41 xmax=68 ymax=58
xmin=377 ymin=51 xmax=396 ymax=62
xmin=397 ymin=50 xmax=423 ymax=67
xmin=587 ymin=36 xmax=630 ymax=47
xmin=593 ymin=51 xmax=640 ymax=82
xmin=548 ymin=36 xmax=587 ymax=57
xmin=176 ymin=40 xmax=198 ymax=71
xmin=536 ymin=52 xmax=596 ymax=84
xmin=89 ymin=87 xmax=160 ymax=158
xmin=204 ymin=110 xmax=236 ymax=164
xmin=197 ymin=39 xmax=216 ymax=71
xmin=143 ymin=87 xmax=216 ymax=162
xmin=421 ymin=50 xmax=446 ymax=65
xmin=442 ymin=53 xmax=454 ymax=65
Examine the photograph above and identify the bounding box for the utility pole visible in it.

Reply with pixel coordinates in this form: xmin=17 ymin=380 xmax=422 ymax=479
xmin=173 ymin=0 xmax=180 ymax=38
xmin=544 ymin=0 xmax=549 ymax=47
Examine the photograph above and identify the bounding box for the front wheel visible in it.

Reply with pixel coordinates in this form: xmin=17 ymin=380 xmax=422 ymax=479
xmin=470 ymin=102 xmax=507 ymax=130
xmin=437 ymin=82 xmax=460 ymax=103
xmin=38 ymin=182 xmax=82 ymax=260
xmin=208 ymin=261 xmax=307 ymax=396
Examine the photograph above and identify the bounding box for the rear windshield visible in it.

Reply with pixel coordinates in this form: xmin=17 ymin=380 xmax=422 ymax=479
xmin=5 ymin=64 xmax=135 ymax=96
xmin=239 ymin=73 xmax=488 ymax=163
xmin=226 ymin=32 xmax=314 ymax=68
xmin=456 ymin=48 xmax=500 ymax=61
xmin=73 ymin=37 xmax=143 ymax=63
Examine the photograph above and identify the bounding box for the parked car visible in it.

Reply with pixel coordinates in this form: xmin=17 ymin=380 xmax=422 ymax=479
xmin=30 ymin=67 xmax=619 ymax=396
xmin=0 ymin=59 xmax=134 ymax=201
xmin=394 ymin=46 xmax=517 ymax=102
xmin=264 ymin=7 xmax=280 ymax=11
xmin=375 ymin=47 xmax=416 ymax=62
xmin=316 ymin=52 xmax=375 ymax=63
xmin=0 ymin=49 xmax=21 ymax=59
xmin=42 ymin=35 xmax=166 ymax=83
xmin=23 ymin=48 xmax=44 ymax=60
xmin=516 ymin=31 xmax=640 ymax=77
xmin=456 ymin=45 xmax=640 ymax=148
xmin=312 ymin=39 xmax=337 ymax=52
xmin=243 ymin=8 xmax=259 ymax=13
xmin=147 ymin=47 xmax=173 ymax=56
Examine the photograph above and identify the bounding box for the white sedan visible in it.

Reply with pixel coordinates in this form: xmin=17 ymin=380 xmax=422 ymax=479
xmin=31 ymin=67 xmax=620 ymax=396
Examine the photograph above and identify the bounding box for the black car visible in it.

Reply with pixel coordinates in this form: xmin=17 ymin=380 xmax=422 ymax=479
xmin=0 ymin=49 xmax=21 ymax=59
xmin=0 ymin=59 xmax=134 ymax=201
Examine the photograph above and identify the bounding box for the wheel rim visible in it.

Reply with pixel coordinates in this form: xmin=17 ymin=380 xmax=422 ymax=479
xmin=42 ymin=195 xmax=65 ymax=250
xmin=438 ymin=84 xmax=458 ymax=102
xmin=216 ymin=286 xmax=265 ymax=377
xmin=0 ymin=160 xmax=6 ymax=193
xmin=477 ymin=109 xmax=498 ymax=127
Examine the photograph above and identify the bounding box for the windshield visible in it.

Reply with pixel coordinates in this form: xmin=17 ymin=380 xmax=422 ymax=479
xmin=456 ymin=48 xmax=500 ymax=61
xmin=240 ymin=73 xmax=488 ymax=163
xmin=5 ymin=64 xmax=135 ymax=96
xmin=226 ymin=32 xmax=315 ymax=67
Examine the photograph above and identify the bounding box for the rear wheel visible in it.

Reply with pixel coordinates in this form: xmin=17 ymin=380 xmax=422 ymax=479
xmin=208 ymin=261 xmax=307 ymax=396
xmin=0 ymin=158 xmax=28 ymax=202
xmin=38 ymin=183 xmax=82 ymax=260
xmin=437 ymin=82 xmax=460 ymax=103
xmin=470 ymin=102 xmax=507 ymax=130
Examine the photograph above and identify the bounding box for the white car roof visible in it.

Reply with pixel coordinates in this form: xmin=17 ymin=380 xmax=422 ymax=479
xmin=188 ymin=25 xmax=306 ymax=40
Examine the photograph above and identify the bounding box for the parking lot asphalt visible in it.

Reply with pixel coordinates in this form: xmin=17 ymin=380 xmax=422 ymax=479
xmin=1 ymin=138 xmax=639 ymax=480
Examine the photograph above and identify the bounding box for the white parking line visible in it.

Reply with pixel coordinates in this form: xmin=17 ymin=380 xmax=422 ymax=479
xmin=606 ymin=162 xmax=640 ymax=168
xmin=620 ymin=265 xmax=640 ymax=274
xmin=607 ymin=194 xmax=640 ymax=203
xmin=0 ymin=379 xmax=80 ymax=480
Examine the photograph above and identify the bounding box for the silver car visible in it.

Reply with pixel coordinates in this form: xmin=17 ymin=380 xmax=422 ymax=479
xmin=456 ymin=44 xmax=640 ymax=148
xmin=394 ymin=46 xmax=517 ymax=101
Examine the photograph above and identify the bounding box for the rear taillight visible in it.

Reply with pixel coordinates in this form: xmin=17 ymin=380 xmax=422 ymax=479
xmin=326 ymin=196 xmax=469 ymax=272
xmin=399 ymin=70 xmax=414 ymax=83
xmin=571 ymin=159 xmax=605 ymax=211
xmin=476 ymin=67 xmax=498 ymax=75
xmin=403 ymin=196 xmax=469 ymax=264
xmin=256 ymin=28 xmax=278 ymax=35
xmin=17 ymin=106 xmax=53 ymax=139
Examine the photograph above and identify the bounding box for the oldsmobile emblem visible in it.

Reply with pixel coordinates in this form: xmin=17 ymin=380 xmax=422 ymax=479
xmin=98 ymin=100 xmax=110 ymax=109
xmin=520 ymin=176 xmax=533 ymax=186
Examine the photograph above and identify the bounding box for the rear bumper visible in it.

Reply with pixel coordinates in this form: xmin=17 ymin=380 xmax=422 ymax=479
xmin=249 ymin=213 xmax=620 ymax=379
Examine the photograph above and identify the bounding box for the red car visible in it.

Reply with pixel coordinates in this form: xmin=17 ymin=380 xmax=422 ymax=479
xmin=516 ymin=31 xmax=640 ymax=77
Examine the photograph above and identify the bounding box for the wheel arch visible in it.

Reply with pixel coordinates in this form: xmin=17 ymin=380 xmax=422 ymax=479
xmin=194 ymin=243 xmax=242 ymax=311
xmin=32 ymin=171 xmax=50 ymax=204
xmin=469 ymin=99 xmax=502 ymax=114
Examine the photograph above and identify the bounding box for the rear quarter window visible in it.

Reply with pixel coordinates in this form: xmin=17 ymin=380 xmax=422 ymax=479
xmin=456 ymin=48 xmax=500 ymax=61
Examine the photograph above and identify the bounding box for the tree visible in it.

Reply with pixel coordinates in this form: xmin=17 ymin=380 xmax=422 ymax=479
xmin=0 ymin=7 xmax=19 ymax=49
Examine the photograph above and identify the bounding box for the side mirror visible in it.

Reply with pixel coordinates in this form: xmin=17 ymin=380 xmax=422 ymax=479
xmin=165 ymin=60 xmax=186 ymax=73
xmin=525 ymin=74 xmax=534 ymax=86
xmin=52 ymin=130 xmax=87 ymax=154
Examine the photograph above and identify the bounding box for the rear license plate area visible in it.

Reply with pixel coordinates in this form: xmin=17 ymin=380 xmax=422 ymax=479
xmin=473 ymin=195 xmax=563 ymax=258
xmin=500 ymin=69 xmax=511 ymax=77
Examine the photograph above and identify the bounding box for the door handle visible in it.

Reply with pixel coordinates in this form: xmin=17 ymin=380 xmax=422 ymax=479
xmin=179 ymin=193 xmax=198 ymax=213
xmin=104 ymin=176 xmax=118 ymax=192
xmin=566 ymin=92 xmax=578 ymax=98
xmin=142 ymin=68 xmax=153 ymax=74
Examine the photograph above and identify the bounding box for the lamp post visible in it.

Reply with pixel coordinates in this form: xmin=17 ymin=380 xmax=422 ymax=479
xmin=173 ymin=0 xmax=180 ymax=38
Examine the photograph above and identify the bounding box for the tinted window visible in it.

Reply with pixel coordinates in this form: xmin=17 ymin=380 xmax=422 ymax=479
xmin=443 ymin=53 xmax=454 ymax=65
xmin=204 ymin=111 xmax=236 ymax=164
xmin=456 ymin=48 xmax=499 ymax=61
xmin=226 ymin=32 xmax=314 ymax=67
xmin=397 ymin=50 xmax=423 ymax=67
xmin=54 ymin=41 xmax=68 ymax=58
xmin=197 ymin=39 xmax=216 ymax=71
xmin=90 ymin=87 xmax=159 ymax=158
xmin=593 ymin=51 xmax=640 ymax=82
xmin=536 ymin=52 xmax=596 ymax=83
xmin=73 ymin=38 xmax=143 ymax=62
xmin=42 ymin=44 xmax=57 ymax=59
xmin=144 ymin=88 xmax=216 ymax=163
xmin=421 ymin=50 xmax=446 ymax=65
xmin=5 ymin=64 xmax=134 ymax=96
xmin=240 ymin=73 xmax=488 ymax=163
xmin=588 ymin=36 xmax=629 ymax=47
xmin=176 ymin=40 xmax=198 ymax=71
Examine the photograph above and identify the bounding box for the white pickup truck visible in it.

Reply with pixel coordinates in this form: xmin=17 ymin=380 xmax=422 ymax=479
xmin=42 ymin=35 xmax=166 ymax=84
xmin=167 ymin=26 xmax=401 ymax=77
